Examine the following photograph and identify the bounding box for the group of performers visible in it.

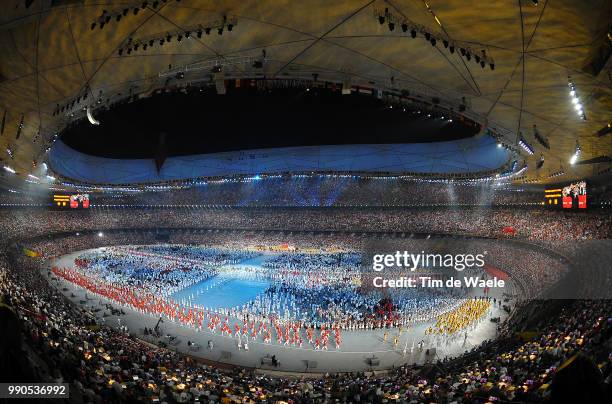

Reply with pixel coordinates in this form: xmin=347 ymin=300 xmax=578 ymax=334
xmin=52 ymin=245 xmax=495 ymax=354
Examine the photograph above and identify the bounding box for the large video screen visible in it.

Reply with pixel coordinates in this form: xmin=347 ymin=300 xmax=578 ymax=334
xmin=52 ymin=193 xmax=90 ymax=209
xmin=544 ymin=181 xmax=587 ymax=209
xmin=562 ymin=181 xmax=587 ymax=209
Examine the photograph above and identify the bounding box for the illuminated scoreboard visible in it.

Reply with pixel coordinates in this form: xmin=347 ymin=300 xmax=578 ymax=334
xmin=544 ymin=181 xmax=587 ymax=209
xmin=544 ymin=188 xmax=562 ymax=206
xmin=52 ymin=194 xmax=90 ymax=209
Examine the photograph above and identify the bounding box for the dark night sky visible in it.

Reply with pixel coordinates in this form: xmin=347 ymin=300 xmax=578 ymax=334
xmin=62 ymin=86 xmax=480 ymax=159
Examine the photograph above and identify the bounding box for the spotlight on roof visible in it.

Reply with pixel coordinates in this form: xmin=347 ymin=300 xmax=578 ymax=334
xmin=98 ymin=232 xmax=104 ymax=237
xmin=227 ymin=23 xmax=233 ymax=31
xmin=133 ymin=7 xmax=139 ymax=15
xmin=567 ymin=77 xmax=586 ymax=120
xmin=378 ymin=15 xmax=385 ymax=25
xmin=410 ymin=29 xmax=416 ymax=38
xmin=424 ymin=32 xmax=431 ymax=41
xmin=569 ymin=142 xmax=581 ymax=165
xmin=205 ymin=27 xmax=211 ymax=35
xmin=185 ymin=31 xmax=191 ymax=38
xmin=3 ymin=166 xmax=15 ymax=174
xmin=401 ymin=22 xmax=408 ymax=32
xmin=90 ymin=22 xmax=96 ymax=30
xmin=197 ymin=29 xmax=203 ymax=38
xmin=449 ymin=45 xmax=455 ymax=54
xmin=443 ymin=40 xmax=449 ymax=48
xmin=388 ymin=22 xmax=395 ymax=31
xmin=489 ymin=62 xmax=495 ymax=70
xmin=218 ymin=27 xmax=223 ymax=35
xmin=430 ymin=38 xmax=436 ymax=46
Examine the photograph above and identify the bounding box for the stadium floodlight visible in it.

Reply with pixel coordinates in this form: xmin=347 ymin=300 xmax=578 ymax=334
xmin=28 ymin=174 xmax=39 ymax=180
xmin=568 ymin=77 xmax=586 ymax=120
xmin=3 ymin=166 xmax=15 ymax=173
xmin=98 ymin=232 xmax=104 ymax=237
xmin=569 ymin=154 xmax=578 ymax=165
xmin=569 ymin=142 xmax=581 ymax=165
xmin=518 ymin=135 xmax=534 ymax=155
xmin=46 ymin=175 xmax=56 ymax=181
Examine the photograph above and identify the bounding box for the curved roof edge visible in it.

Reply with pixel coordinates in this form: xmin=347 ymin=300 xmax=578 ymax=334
xmin=49 ymin=135 xmax=511 ymax=185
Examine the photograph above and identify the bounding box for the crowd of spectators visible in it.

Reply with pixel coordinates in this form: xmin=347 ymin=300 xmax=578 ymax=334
xmin=0 ymin=200 xmax=609 ymax=403
xmin=1 ymin=207 xmax=610 ymax=246
xmin=1 ymin=178 xmax=547 ymax=208
xmin=1 ymin=244 xmax=609 ymax=402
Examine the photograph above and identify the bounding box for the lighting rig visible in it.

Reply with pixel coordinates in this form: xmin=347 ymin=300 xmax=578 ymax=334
xmin=518 ymin=134 xmax=534 ymax=155
xmin=118 ymin=15 xmax=237 ymax=56
xmin=536 ymin=154 xmax=545 ymax=169
xmin=596 ymin=121 xmax=611 ymax=137
xmin=90 ymin=1 xmax=180 ymax=30
xmin=158 ymin=54 xmax=261 ymax=78
xmin=52 ymin=89 xmax=90 ymax=116
xmin=569 ymin=141 xmax=581 ymax=165
xmin=548 ymin=169 xmax=565 ymax=178
xmin=15 ymin=114 xmax=24 ymax=139
xmin=567 ymin=77 xmax=586 ymax=120
xmin=532 ymin=124 xmax=549 ymax=149
xmin=373 ymin=7 xmax=495 ymax=70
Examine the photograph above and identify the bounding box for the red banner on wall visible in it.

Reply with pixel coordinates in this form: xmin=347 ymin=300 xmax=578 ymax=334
xmin=562 ymin=196 xmax=572 ymax=209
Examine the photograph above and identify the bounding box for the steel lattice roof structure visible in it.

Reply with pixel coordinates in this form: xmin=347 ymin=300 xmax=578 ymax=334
xmin=0 ymin=0 xmax=610 ymax=189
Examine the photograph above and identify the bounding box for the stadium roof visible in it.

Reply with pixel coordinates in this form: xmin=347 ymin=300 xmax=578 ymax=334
xmin=0 ymin=0 xmax=610 ymax=189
